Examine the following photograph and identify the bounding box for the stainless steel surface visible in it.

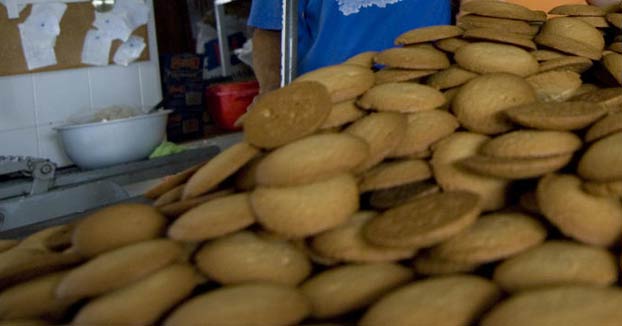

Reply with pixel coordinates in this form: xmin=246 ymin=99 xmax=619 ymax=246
xmin=55 ymin=110 xmax=171 ymax=170
xmin=215 ymin=0 xmax=232 ymax=77
xmin=0 ymin=156 xmax=57 ymax=195
xmin=281 ymin=0 xmax=298 ymax=86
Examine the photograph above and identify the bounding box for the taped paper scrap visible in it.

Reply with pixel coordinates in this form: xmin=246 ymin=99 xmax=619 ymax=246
xmin=18 ymin=3 xmax=67 ymax=70
xmin=81 ymin=28 xmax=113 ymax=66
xmin=113 ymin=34 xmax=145 ymax=66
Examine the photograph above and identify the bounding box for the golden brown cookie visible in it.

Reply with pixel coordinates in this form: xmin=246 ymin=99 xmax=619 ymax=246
xmin=579 ymin=132 xmax=622 ymax=182
xmin=255 ymin=133 xmax=369 ymax=187
xmin=535 ymin=18 xmax=604 ymax=60
xmin=183 ymin=142 xmax=259 ymax=199
xmin=585 ymin=112 xmax=622 ymax=142
xmin=389 ymin=110 xmax=459 ymax=158
xmin=251 ymin=173 xmax=359 ymax=238
xmin=158 ymin=188 xmax=234 ymax=217
xmin=359 ymin=159 xmax=431 ymax=192
xmin=243 ymin=82 xmax=331 ymax=149
xmin=427 ymin=212 xmax=546 ymax=264
xmin=549 ymin=4 xmax=606 ymax=16
xmin=363 ymin=191 xmax=482 ymax=249
xmin=168 ymin=193 xmax=255 ymax=242
xmin=311 ymin=211 xmax=417 ymax=263
xmin=144 ymin=164 xmax=202 ymax=199
xmin=531 ymin=49 xmax=568 ymax=61
xmin=357 ymin=82 xmax=446 ymax=113
xmin=435 ymin=37 xmax=470 ymax=53
xmin=460 ymin=153 xmax=573 ymax=179
xmin=610 ymin=42 xmax=622 ymax=54
xmin=153 ymin=184 xmax=184 ymax=207
xmin=607 ymin=13 xmax=622 ymax=28
xmin=539 ymin=56 xmax=593 ymax=74
xmin=413 ymin=252 xmax=480 ymax=276
xmin=426 ymin=65 xmax=479 ymax=90
xmin=320 ymin=100 xmax=366 ymax=129
xmin=360 ymin=275 xmax=501 ymax=326
xmin=493 ymin=241 xmax=618 ymax=293
xmin=505 ymin=101 xmax=607 ymax=131
xmin=603 ymin=53 xmax=622 ymax=85
xmin=395 ymin=25 xmax=463 ymax=45
xmin=571 ymin=88 xmax=622 ymax=112
xmin=463 ymin=28 xmax=537 ymax=50
xmin=453 ymin=73 xmax=537 ymax=135
xmin=460 ymin=0 xmax=547 ymax=22
xmin=480 ymin=130 xmax=582 ymax=159
xmin=368 ymin=182 xmax=440 ymax=210
xmin=583 ymin=180 xmax=622 ymax=198
xmin=458 ymin=14 xmax=536 ymax=35
xmin=343 ymin=51 xmax=377 ymax=68
xmin=300 ymin=263 xmax=413 ymax=319
xmin=455 ymin=42 xmax=539 ymax=77
xmin=0 ymin=240 xmax=17 ymax=254
xmin=537 ymin=174 xmax=622 ymax=247
xmin=373 ymin=68 xmax=437 ymax=85
xmin=526 ymin=70 xmax=582 ymax=102
xmin=374 ymin=47 xmax=451 ymax=70
xmin=573 ymin=83 xmax=600 ymax=97
xmin=575 ymin=16 xmax=610 ymax=28
xmin=294 ymin=64 xmax=375 ymax=103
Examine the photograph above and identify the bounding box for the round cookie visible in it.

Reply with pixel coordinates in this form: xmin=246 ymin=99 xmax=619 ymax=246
xmin=255 ymin=133 xmax=369 ymax=187
xmin=535 ymin=17 xmax=604 ymax=60
xmin=583 ymin=180 xmax=622 ymax=198
xmin=571 ymin=88 xmax=622 ymax=112
xmin=311 ymin=211 xmax=417 ymax=263
xmin=426 ymin=66 xmax=479 ymax=90
xmin=359 ymin=159 xmax=431 ymax=192
xmin=374 ymin=47 xmax=451 ymax=70
xmin=610 ymin=42 xmax=622 ymax=54
xmin=586 ymin=113 xmax=622 ymax=142
xmin=369 ymin=182 xmax=440 ymax=210
xmin=413 ymin=253 xmax=479 ymax=276
xmin=526 ymin=70 xmax=583 ymax=102
xmin=360 ymin=275 xmax=501 ymax=326
xmin=158 ymin=189 xmax=234 ymax=217
xmin=575 ymin=16 xmax=610 ymax=28
xmin=294 ymin=64 xmax=375 ymax=103
xmin=505 ymin=101 xmax=607 ymax=131
xmin=579 ymin=132 xmax=622 ymax=182
xmin=538 ymin=56 xmax=593 ymax=74
xmin=194 ymin=231 xmax=311 ymax=285
xmin=251 ymin=173 xmax=359 ymax=238
xmin=435 ymin=37 xmax=470 ymax=53
xmin=390 ymin=110 xmax=459 ymax=158
xmin=458 ymin=14 xmax=536 ymax=35
xmin=343 ymin=51 xmax=377 ymax=68
xmin=357 ymin=82 xmax=446 ymax=113
xmin=153 ymin=185 xmax=184 ymax=207
xmin=455 ymin=42 xmax=539 ymax=77
xmin=395 ymin=25 xmax=463 ymax=45
xmin=537 ymin=174 xmax=622 ymax=247
xmin=549 ymin=4 xmax=606 ymax=16
xmin=460 ymin=0 xmax=547 ymax=22
xmin=462 ymin=28 xmax=537 ymax=50
xmin=480 ymin=130 xmax=582 ymax=159
xmin=144 ymin=164 xmax=201 ymax=199
xmin=603 ymin=53 xmax=622 ymax=85
xmin=531 ymin=49 xmax=567 ymax=61
xmin=493 ymin=241 xmax=618 ymax=293
xmin=300 ymin=263 xmax=413 ymax=319
xmin=607 ymin=13 xmax=622 ymax=29
xmin=374 ymin=68 xmax=437 ymax=85
xmin=460 ymin=153 xmax=573 ymax=180
xmin=452 ymin=73 xmax=537 ymax=135
xmin=363 ymin=191 xmax=482 ymax=249
xmin=320 ymin=100 xmax=366 ymax=129
xmin=573 ymin=83 xmax=600 ymax=97
xmin=427 ymin=212 xmax=547 ymax=264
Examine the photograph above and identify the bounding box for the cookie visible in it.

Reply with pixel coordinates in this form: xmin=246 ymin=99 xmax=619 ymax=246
xmin=573 ymin=83 xmax=600 ymax=97
xmin=435 ymin=38 xmax=470 ymax=53
xmin=144 ymin=163 xmax=202 ymax=199
xmin=427 ymin=212 xmax=546 ymax=264
xmin=343 ymin=51 xmax=377 ymax=68
xmin=183 ymin=142 xmax=259 ymax=199
xmin=413 ymin=253 xmax=479 ymax=276
xmin=480 ymin=130 xmax=582 ymax=159
xmin=583 ymin=180 xmax=622 ymax=198
xmin=244 ymin=82 xmax=331 ymax=149
xmin=357 ymin=82 xmax=446 ymax=113
xmin=251 ymin=173 xmax=359 ymax=238
xmin=526 ymin=70 xmax=582 ymax=102
xmin=453 ymin=73 xmax=537 ymax=135
xmin=72 ymin=203 xmax=166 ymax=258
xmin=460 ymin=0 xmax=547 ymax=22
xmin=374 ymin=47 xmax=451 ymax=70
xmin=359 ymin=159 xmax=432 ymax=192
xmin=0 ymin=240 xmax=17 ymax=253
xmin=153 ymin=184 xmax=184 ymax=207
xmin=531 ymin=49 xmax=567 ymax=61
xmin=537 ymin=174 xmax=622 ymax=247
xmin=549 ymin=4 xmax=606 ymax=16
xmin=571 ymin=88 xmax=622 ymax=112
xmin=389 ymin=110 xmax=459 ymax=158
xmin=294 ymin=64 xmax=375 ymax=103
xmin=374 ymin=68 xmax=437 ymax=85
xmin=585 ymin=112 xmax=622 ymax=142
xmin=539 ymin=56 xmax=594 ymax=74
xmin=369 ymin=182 xmax=440 ymax=210
xmin=493 ymin=241 xmax=618 ymax=293
xmin=163 ymin=282 xmax=311 ymax=326
xmin=363 ymin=191 xmax=482 ymax=249
xmin=463 ymin=28 xmax=537 ymax=50
xmin=455 ymin=42 xmax=539 ymax=77
xmin=168 ymin=193 xmax=255 ymax=242
xmin=255 ymin=133 xmax=369 ymax=187
xmin=158 ymin=189 xmax=234 ymax=217
xmin=300 ymin=263 xmax=413 ymax=319
xmin=535 ymin=18 xmax=604 ymax=60
xmin=360 ymin=275 xmax=501 ymax=326
xmin=431 ymin=132 xmax=509 ymax=211
xmin=426 ymin=65 xmax=479 ymax=90
xmin=460 ymin=153 xmax=573 ymax=179
xmin=610 ymin=42 xmax=622 ymax=54
xmin=603 ymin=53 xmax=622 ymax=85
xmin=320 ymin=100 xmax=366 ymax=129
xmin=458 ymin=14 xmax=536 ymax=35
xmin=195 ymin=231 xmax=310 ymax=285
xmin=607 ymin=13 xmax=622 ymax=28
xmin=579 ymin=132 xmax=622 ymax=182
xmin=395 ymin=25 xmax=463 ymax=45
xmin=575 ymin=16 xmax=610 ymax=28
xmin=311 ymin=211 xmax=417 ymax=263
xmin=505 ymin=101 xmax=607 ymax=131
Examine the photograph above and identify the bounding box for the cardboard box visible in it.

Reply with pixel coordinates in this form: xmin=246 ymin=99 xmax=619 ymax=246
xmin=166 ymin=107 xmax=205 ymax=142
xmin=160 ymin=53 xmax=205 ymax=109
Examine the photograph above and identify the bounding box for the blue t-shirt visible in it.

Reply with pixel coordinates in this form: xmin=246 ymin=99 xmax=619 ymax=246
xmin=248 ymin=0 xmax=451 ymax=74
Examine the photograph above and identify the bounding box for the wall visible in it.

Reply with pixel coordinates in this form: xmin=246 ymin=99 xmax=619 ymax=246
xmin=0 ymin=0 xmax=162 ymax=167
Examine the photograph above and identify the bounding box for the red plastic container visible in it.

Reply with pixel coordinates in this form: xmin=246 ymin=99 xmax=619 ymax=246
xmin=205 ymin=80 xmax=259 ymax=131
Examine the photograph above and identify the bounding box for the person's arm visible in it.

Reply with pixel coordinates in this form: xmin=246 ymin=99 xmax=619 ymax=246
xmin=252 ymin=29 xmax=282 ymax=94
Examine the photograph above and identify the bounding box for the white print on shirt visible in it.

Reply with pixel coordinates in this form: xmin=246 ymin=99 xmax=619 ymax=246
xmin=336 ymin=0 xmax=402 ymax=15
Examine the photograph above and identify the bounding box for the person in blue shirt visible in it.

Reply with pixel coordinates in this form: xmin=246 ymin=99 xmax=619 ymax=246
xmin=248 ymin=0 xmax=456 ymax=93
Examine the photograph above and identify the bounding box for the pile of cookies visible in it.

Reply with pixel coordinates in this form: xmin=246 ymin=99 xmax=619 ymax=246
xmin=1 ymin=1 xmax=622 ymax=325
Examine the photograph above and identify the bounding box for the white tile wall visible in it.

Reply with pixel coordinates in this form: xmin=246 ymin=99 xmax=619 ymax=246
xmin=0 ymin=0 xmax=162 ymax=167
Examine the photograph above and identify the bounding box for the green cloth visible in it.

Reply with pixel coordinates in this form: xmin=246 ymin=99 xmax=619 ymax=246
xmin=149 ymin=141 xmax=186 ymax=159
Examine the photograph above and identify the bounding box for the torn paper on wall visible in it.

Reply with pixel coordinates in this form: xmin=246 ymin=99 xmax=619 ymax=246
xmin=18 ymin=3 xmax=67 ymax=70
xmin=0 ymin=0 xmax=24 ymax=19
xmin=113 ymin=35 xmax=145 ymax=66
xmin=81 ymin=29 xmax=113 ymax=66
xmin=94 ymin=11 xmax=132 ymax=41
xmin=113 ymin=0 xmax=149 ymax=31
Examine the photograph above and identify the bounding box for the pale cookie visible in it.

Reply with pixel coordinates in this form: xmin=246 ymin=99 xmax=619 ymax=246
xmin=539 ymin=56 xmax=593 ymax=74
xmin=526 ymin=70 xmax=582 ymax=102
xmin=579 ymin=132 xmax=622 ymax=182
xmin=610 ymin=42 xmax=622 ymax=54
xmin=531 ymin=49 xmax=567 ymax=61
xmin=300 ymin=263 xmax=413 ymax=319
xmin=293 ymin=239 xmax=340 ymax=267
xmin=144 ymin=163 xmax=201 ymax=199
xmin=458 ymin=14 xmax=536 ymax=35
xmin=493 ymin=241 xmax=618 ymax=293
xmin=344 ymin=112 xmax=407 ymax=173
xmin=255 ymin=133 xmax=369 ymax=187
xmin=460 ymin=153 xmax=573 ymax=179
xmin=480 ymin=286 xmax=622 ymax=326
xmin=586 ymin=112 xmax=622 ymax=142
xmin=453 ymin=73 xmax=537 ymax=134
xmin=158 ymin=189 xmax=234 ymax=217
xmin=426 ymin=65 xmax=479 ymax=90
xmin=535 ymin=33 xmax=602 ymax=60
xmin=460 ymin=0 xmax=547 ymax=22
xmin=537 ymin=174 xmax=622 ymax=247
xmin=363 ymin=191 xmax=482 ymax=249
xmin=320 ymin=100 xmax=366 ymax=129
xmin=183 ymin=142 xmax=259 ymax=199
xmin=480 ymin=130 xmax=582 ymax=159
xmin=431 ymin=132 xmax=509 ymax=211
xmin=571 ymin=88 xmax=622 ymax=112
xmin=440 ymin=87 xmax=461 ymax=111
xmin=72 ymin=203 xmax=166 ymax=258
xmin=603 ymin=53 xmax=622 ymax=85
xmin=374 ymin=68 xmax=437 ymax=85
xmin=505 ymin=101 xmax=607 ymax=131
xmin=343 ymin=51 xmax=377 ymax=68
xmin=455 ymin=42 xmax=539 ymax=77
xmin=168 ymin=193 xmax=255 ymax=242
xmin=574 ymin=83 xmax=600 ymax=97
xmin=56 ymin=239 xmax=183 ymax=301
xmin=369 ymin=182 xmax=440 ymax=210
xmin=389 ymin=110 xmax=459 ymax=158
xmin=234 ymin=153 xmax=265 ymax=191
xmin=413 ymin=253 xmax=479 ymax=276
xmin=535 ymin=18 xmax=604 ymax=60
xmin=427 ymin=212 xmax=546 ymax=264
xmin=395 ymin=25 xmax=463 ymax=45
xmin=357 ymin=82 xmax=446 ymax=113
xmin=359 ymin=159 xmax=432 ymax=192
xmin=294 ymin=64 xmax=375 ymax=103
xmin=153 ymin=184 xmax=184 ymax=207
xmin=311 ymin=211 xmax=417 ymax=263
xmin=463 ymin=28 xmax=537 ymax=50
xmin=583 ymin=180 xmax=622 ymax=198
xmin=360 ymin=275 xmax=501 ymax=326
xmin=251 ymin=174 xmax=359 ymax=238
xmin=374 ymin=47 xmax=451 ymax=70
xmin=575 ymin=16 xmax=610 ymax=28
xmin=72 ymin=264 xmax=199 ymax=326
xmin=549 ymin=4 xmax=606 ymax=16
xmin=244 ymin=82 xmax=331 ymax=148
xmin=435 ymin=38 xmax=470 ymax=53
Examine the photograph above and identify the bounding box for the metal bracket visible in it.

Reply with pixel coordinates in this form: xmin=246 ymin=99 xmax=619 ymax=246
xmin=280 ymin=0 xmax=298 ymax=86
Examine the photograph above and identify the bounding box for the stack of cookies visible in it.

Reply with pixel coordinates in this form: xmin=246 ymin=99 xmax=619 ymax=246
xmin=1 ymin=1 xmax=622 ymax=325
